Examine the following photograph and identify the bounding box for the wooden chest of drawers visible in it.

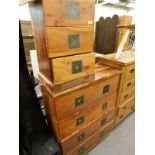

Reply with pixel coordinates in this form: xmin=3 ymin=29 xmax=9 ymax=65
xmin=45 ymin=26 xmax=94 ymax=58
xmin=38 ymin=0 xmax=95 ymax=27
xmin=40 ymin=62 xmax=121 ymax=154
xmin=96 ymin=51 xmax=135 ymax=125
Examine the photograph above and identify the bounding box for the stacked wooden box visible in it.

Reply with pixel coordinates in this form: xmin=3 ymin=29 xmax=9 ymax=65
xmin=28 ymin=0 xmax=121 ymax=154
xmin=96 ymin=51 xmax=135 ymax=125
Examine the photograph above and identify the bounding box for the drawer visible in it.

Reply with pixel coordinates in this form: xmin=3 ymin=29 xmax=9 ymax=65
xmin=67 ymin=120 xmax=115 ymax=155
xmin=55 ymin=76 xmax=119 ymax=121
xmin=122 ymin=79 xmax=135 ymax=92
xmin=119 ymin=87 xmax=135 ymax=106
xmin=42 ymin=0 xmax=95 ymax=27
xmin=124 ymin=64 xmax=135 ymax=80
xmin=58 ymin=93 xmax=117 ymax=139
xmin=20 ymin=21 xmax=33 ymax=37
xmin=46 ymin=26 xmax=94 ymax=58
xmin=61 ymin=109 xmax=116 ymax=154
xmin=116 ymin=98 xmax=135 ymax=125
xmin=51 ymin=53 xmax=95 ymax=85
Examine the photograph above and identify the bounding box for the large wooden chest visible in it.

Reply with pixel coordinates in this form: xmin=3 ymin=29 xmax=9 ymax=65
xmin=40 ymin=62 xmax=121 ymax=154
xmin=96 ymin=51 xmax=135 ymax=125
xmin=39 ymin=0 xmax=95 ymax=27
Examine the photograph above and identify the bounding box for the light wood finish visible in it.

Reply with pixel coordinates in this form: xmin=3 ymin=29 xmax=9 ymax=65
xmin=42 ymin=0 xmax=95 ymax=27
xmin=96 ymin=51 xmax=135 ymax=125
xmin=45 ymin=26 xmax=94 ymax=58
xmin=67 ymin=120 xmax=115 ymax=155
xmin=51 ymin=53 xmax=95 ymax=85
xmin=61 ymin=109 xmax=116 ymax=154
xmin=58 ymin=93 xmax=116 ymax=139
xmin=19 ymin=0 xmax=35 ymax=6
xmin=115 ymin=97 xmax=135 ymax=125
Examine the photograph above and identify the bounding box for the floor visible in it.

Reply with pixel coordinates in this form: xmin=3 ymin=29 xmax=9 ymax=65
xmin=88 ymin=112 xmax=135 ymax=155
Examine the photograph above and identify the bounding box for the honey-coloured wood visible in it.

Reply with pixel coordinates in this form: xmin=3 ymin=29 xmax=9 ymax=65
xmin=61 ymin=109 xmax=116 ymax=154
xmin=51 ymin=53 xmax=95 ymax=85
xmin=42 ymin=0 xmax=95 ymax=27
xmin=45 ymin=26 xmax=94 ymax=58
xmin=67 ymin=120 xmax=115 ymax=155
xmin=58 ymin=93 xmax=116 ymax=139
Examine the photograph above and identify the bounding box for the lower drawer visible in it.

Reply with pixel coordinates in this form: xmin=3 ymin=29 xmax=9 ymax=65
xmin=119 ymin=87 xmax=135 ymax=106
xmin=58 ymin=93 xmax=117 ymax=139
xmin=61 ymin=109 xmax=116 ymax=154
xmin=67 ymin=120 xmax=115 ymax=155
xmin=115 ymin=97 xmax=135 ymax=125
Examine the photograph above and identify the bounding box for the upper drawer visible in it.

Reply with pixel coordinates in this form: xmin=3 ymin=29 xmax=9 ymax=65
xmin=122 ymin=79 xmax=135 ymax=92
xmin=55 ymin=76 xmax=119 ymax=121
xmin=58 ymin=93 xmax=116 ymax=139
xmin=45 ymin=26 xmax=94 ymax=58
xmin=51 ymin=53 xmax=95 ymax=85
xmin=42 ymin=0 xmax=95 ymax=27
xmin=61 ymin=109 xmax=116 ymax=154
xmin=67 ymin=120 xmax=115 ymax=155
xmin=124 ymin=64 xmax=135 ymax=81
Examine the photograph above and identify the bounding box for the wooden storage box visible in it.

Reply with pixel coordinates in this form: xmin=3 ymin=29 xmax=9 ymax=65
xmin=45 ymin=26 xmax=94 ymax=58
xmin=50 ymin=53 xmax=95 ymax=85
xmin=39 ymin=0 xmax=95 ymax=27
xmin=67 ymin=120 xmax=115 ymax=155
xmin=61 ymin=109 xmax=116 ymax=154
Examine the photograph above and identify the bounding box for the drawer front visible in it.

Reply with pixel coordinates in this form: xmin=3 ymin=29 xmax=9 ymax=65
xmin=119 ymin=88 xmax=135 ymax=106
xmin=122 ymin=79 xmax=135 ymax=92
xmin=124 ymin=64 xmax=135 ymax=80
xmin=46 ymin=26 xmax=94 ymax=58
xmin=20 ymin=21 xmax=33 ymax=37
xmin=58 ymin=93 xmax=117 ymax=139
xmin=51 ymin=53 xmax=95 ymax=85
xmin=55 ymin=76 xmax=119 ymax=121
xmin=61 ymin=109 xmax=116 ymax=154
xmin=42 ymin=0 xmax=95 ymax=27
xmin=67 ymin=120 xmax=115 ymax=155
xmin=116 ymin=98 xmax=135 ymax=125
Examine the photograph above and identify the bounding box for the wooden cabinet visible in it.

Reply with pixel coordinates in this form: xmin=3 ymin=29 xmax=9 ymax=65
xmin=40 ymin=62 xmax=121 ymax=154
xmin=96 ymin=51 xmax=135 ymax=125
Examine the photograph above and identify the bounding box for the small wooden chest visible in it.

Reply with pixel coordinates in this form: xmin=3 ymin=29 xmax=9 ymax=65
xmin=45 ymin=26 xmax=94 ymax=58
xmin=40 ymin=0 xmax=95 ymax=27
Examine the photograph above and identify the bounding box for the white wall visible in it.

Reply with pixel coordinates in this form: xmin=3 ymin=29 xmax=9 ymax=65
xmin=19 ymin=4 xmax=31 ymax=21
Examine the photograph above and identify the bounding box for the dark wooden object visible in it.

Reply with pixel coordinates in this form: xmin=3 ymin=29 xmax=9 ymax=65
xmin=95 ymin=15 xmax=119 ymax=54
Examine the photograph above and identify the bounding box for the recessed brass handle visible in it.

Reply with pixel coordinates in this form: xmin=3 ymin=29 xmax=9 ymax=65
xmin=78 ymin=147 xmax=85 ymax=155
xmin=124 ymin=94 xmax=128 ymax=99
xmin=76 ymin=116 xmax=84 ymax=126
xmin=130 ymin=68 xmax=134 ymax=73
xmin=99 ymin=130 xmax=105 ymax=138
xmin=123 ymin=106 xmax=127 ymax=110
xmin=77 ymin=133 xmax=85 ymax=143
xmin=103 ymin=84 xmax=110 ymax=94
xmin=102 ymin=103 xmax=108 ymax=110
xmin=120 ymin=115 xmax=124 ymax=119
xmin=127 ymin=82 xmax=131 ymax=87
xmin=101 ymin=118 xmax=107 ymax=126
xmin=75 ymin=96 xmax=84 ymax=107
xmin=72 ymin=60 xmax=82 ymax=74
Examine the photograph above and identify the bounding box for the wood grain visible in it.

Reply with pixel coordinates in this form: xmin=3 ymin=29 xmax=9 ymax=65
xmin=45 ymin=26 xmax=94 ymax=58
xmin=42 ymin=0 xmax=95 ymax=26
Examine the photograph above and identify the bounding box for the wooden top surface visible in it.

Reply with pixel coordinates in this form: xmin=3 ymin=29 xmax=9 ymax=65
xmin=51 ymin=62 xmax=121 ymax=97
xmin=96 ymin=51 xmax=135 ymax=66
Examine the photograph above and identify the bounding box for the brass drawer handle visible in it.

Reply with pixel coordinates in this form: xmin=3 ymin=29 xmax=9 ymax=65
xmin=68 ymin=34 xmax=80 ymax=49
xmin=75 ymin=96 xmax=84 ymax=107
xmin=78 ymin=147 xmax=85 ymax=155
xmin=124 ymin=94 xmax=128 ymax=99
xmin=102 ymin=102 xmax=108 ymax=110
xmin=120 ymin=115 xmax=124 ymax=119
xmin=127 ymin=82 xmax=131 ymax=87
xmin=99 ymin=130 xmax=105 ymax=138
xmin=123 ymin=106 xmax=127 ymax=110
xmin=77 ymin=133 xmax=85 ymax=143
xmin=72 ymin=60 xmax=82 ymax=74
xmin=101 ymin=118 xmax=107 ymax=126
xmin=130 ymin=68 xmax=134 ymax=73
xmin=103 ymin=84 xmax=110 ymax=94
xmin=76 ymin=116 xmax=84 ymax=126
